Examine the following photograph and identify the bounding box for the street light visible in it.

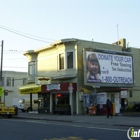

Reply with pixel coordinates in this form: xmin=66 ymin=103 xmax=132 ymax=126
xmin=68 ymin=83 xmax=73 ymax=121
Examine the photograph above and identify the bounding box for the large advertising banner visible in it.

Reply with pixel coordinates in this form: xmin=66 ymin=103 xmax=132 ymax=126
xmin=86 ymin=51 xmax=133 ymax=84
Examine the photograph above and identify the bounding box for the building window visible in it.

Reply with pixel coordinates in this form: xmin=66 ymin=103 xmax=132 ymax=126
xmin=2 ymin=77 xmax=4 ymax=86
xmin=23 ymin=78 xmax=26 ymax=85
xmin=12 ymin=78 xmax=14 ymax=86
xmin=67 ymin=52 xmax=73 ymax=69
xmin=6 ymin=77 xmax=11 ymax=86
xmin=59 ymin=53 xmax=64 ymax=70
xmin=129 ymin=90 xmax=132 ymax=97
xmin=28 ymin=61 xmax=36 ymax=76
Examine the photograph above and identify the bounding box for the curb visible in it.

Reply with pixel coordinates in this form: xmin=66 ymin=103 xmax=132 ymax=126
xmin=114 ymin=124 xmax=140 ymax=128
xmin=12 ymin=116 xmax=73 ymax=122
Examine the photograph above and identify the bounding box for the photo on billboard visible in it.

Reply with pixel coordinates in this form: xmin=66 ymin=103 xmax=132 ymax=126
xmin=85 ymin=50 xmax=134 ymax=85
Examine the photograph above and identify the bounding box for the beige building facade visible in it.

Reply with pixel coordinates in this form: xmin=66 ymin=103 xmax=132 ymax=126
xmin=19 ymin=38 xmax=135 ymax=115
xmin=1 ymin=71 xmax=37 ymax=106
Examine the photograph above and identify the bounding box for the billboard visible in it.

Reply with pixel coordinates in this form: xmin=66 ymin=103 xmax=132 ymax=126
xmin=84 ymin=50 xmax=134 ymax=85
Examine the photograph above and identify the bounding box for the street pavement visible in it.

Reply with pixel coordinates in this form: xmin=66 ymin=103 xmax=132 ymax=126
xmin=12 ymin=111 xmax=140 ymax=128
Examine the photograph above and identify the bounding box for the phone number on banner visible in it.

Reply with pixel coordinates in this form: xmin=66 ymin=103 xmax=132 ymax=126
xmin=101 ymin=76 xmax=133 ymax=84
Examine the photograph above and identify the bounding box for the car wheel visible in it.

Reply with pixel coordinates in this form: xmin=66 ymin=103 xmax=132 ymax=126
xmin=22 ymin=109 xmax=25 ymax=112
xmin=27 ymin=107 xmax=31 ymax=112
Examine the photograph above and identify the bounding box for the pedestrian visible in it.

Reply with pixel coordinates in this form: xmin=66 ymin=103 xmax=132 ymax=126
xmin=106 ymin=99 xmax=113 ymax=118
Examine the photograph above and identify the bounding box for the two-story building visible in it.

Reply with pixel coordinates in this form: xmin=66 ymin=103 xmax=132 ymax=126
xmin=19 ymin=38 xmax=134 ymax=115
xmin=1 ymin=71 xmax=37 ymax=106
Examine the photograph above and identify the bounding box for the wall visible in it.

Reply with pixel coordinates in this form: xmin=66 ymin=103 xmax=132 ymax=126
xmin=126 ymin=47 xmax=140 ymax=105
xmin=76 ymin=40 xmax=123 ymax=114
xmin=2 ymin=71 xmax=37 ymax=106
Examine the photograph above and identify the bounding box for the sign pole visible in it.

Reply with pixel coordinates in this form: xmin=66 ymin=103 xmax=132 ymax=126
xmin=68 ymin=84 xmax=73 ymax=121
xmin=0 ymin=40 xmax=3 ymax=102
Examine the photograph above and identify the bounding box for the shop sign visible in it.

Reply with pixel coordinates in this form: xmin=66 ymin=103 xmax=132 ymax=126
xmin=46 ymin=84 xmax=60 ymax=91
xmin=121 ymin=90 xmax=127 ymax=98
xmin=19 ymin=87 xmax=41 ymax=94
xmin=37 ymin=77 xmax=51 ymax=85
xmin=97 ymin=92 xmax=107 ymax=104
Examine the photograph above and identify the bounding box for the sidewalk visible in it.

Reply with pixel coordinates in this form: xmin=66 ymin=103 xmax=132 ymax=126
xmin=12 ymin=111 xmax=140 ymax=128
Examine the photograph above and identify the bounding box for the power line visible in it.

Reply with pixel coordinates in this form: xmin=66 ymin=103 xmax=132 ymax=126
xmin=0 ymin=26 xmax=54 ymax=43
xmin=3 ymin=66 xmax=27 ymax=68
xmin=0 ymin=25 xmax=55 ymax=41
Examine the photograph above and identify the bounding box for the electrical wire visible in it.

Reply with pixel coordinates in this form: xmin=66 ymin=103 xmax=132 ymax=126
xmin=0 ymin=25 xmax=55 ymax=41
xmin=0 ymin=26 xmax=54 ymax=43
xmin=3 ymin=66 xmax=27 ymax=68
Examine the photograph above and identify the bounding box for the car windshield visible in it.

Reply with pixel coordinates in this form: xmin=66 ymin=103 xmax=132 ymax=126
xmin=18 ymin=99 xmax=24 ymax=103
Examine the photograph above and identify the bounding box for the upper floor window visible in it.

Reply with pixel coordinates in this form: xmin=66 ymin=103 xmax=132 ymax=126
xmin=28 ymin=61 xmax=36 ymax=76
xmin=12 ymin=78 xmax=14 ymax=86
xmin=2 ymin=77 xmax=4 ymax=86
xmin=59 ymin=53 xmax=64 ymax=70
xmin=67 ymin=52 xmax=73 ymax=69
xmin=23 ymin=78 xmax=27 ymax=85
xmin=7 ymin=77 xmax=11 ymax=86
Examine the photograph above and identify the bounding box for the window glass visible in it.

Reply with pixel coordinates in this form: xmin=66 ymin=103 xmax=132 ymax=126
xmin=28 ymin=61 xmax=36 ymax=75
xmin=23 ymin=78 xmax=26 ymax=85
xmin=129 ymin=90 xmax=132 ymax=97
xmin=67 ymin=52 xmax=73 ymax=69
xmin=59 ymin=53 xmax=64 ymax=70
xmin=12 ymin=78 xmax=14 ymax=86
xmin=6 ymin=77 xmax=11 ymax=86
xmin=34 ymin=100 xmax=38 ymax=104
xmin=57 ymin=93 xmax=69 ymax=105
xmin=2 ymin=77 xmax=4 ymax=86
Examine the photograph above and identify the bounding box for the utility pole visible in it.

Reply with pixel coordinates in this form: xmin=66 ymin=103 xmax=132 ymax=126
xmin=0 ymin=40 xmax=4 ymax=102
xmin=117 ymin=24 xmax=119 ymax=44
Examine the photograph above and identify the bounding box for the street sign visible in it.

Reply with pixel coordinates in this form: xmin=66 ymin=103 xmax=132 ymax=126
xmin=4 ymin=90 xmax=8 ymax=96
xmin=0 ymin=86 xmax=4 ymax=97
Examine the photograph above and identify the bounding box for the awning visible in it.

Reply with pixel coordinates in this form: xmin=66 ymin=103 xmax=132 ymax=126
xmin=52 ymin=74 xmax=77 ymax=80
xmin=19 ymin=83 xmax=41 ymax=94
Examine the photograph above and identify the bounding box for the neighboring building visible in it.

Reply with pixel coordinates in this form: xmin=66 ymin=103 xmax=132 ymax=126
xmin=1 ymin=71 xmax=37 ymax=106
xmin=19 ymin=38 xmax=134 ymax=115
xmin=126 ymin=47 xmax=140 ymax=106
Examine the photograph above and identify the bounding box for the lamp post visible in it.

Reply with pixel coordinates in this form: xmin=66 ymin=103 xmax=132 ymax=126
xmin=68 ymin=83 xmax=73 ymax=121
xmin=0 ymin=40 xmax=3 ymax=102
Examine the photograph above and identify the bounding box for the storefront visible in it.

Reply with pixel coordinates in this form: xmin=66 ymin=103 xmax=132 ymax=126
xmin=38 ymin=83 xmax=77 ymax=114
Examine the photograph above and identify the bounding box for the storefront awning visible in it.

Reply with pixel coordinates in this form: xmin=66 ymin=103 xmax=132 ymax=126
xmin=19 ymin=83 xmax=41 ymax=94
xmin=52 ymin=74 xmax=77 ymax=80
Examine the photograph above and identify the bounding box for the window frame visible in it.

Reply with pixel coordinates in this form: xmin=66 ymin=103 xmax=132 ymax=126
xmin=28 ymin=61 xmax=36 ymax=76
xmin=2 ymin=77 xmax=4 ymax=86
xmin=59 ymin=53 xmax=64 ymax=70
xmin=66 ymin=50 xmax=75 ymax=69
xmin=23 ymin=78 xmax=27 ymax=85
xmin=6 ymin=77 xmax=11 ymax=87
xmin=12 ymin=78 xmax=14 ymax=87
xmin=66 ymin=51 xmax=74 ymax=69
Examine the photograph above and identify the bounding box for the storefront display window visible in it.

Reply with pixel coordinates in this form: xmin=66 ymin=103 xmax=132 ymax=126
xmin=38 ymin=94 xmax=50 ymax=108
xmin=57 ymin=93 xmax=69 ymax=105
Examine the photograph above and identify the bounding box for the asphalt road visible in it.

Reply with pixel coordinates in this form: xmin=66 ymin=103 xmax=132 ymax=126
xmin=0 ymin=119 xmax=128 ymax=140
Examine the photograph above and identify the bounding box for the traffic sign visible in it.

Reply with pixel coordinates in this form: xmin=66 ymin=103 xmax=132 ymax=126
xmin=0 ymin=87 xmax=4 ymax=97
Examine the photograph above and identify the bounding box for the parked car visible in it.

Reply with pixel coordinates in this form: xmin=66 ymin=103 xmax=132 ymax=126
xmin=17 ymin=98 xmax=38 ymax=112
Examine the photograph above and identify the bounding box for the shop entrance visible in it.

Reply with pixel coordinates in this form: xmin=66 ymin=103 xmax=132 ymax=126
xmin=38 ymin=94 xmax=50 ymax=113
xmin=53 ymin=93 xmax=71 ymax=115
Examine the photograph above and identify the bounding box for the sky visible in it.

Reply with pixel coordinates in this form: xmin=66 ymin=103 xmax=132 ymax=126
xmin=0 ymin=0 xmax=140 ymax=72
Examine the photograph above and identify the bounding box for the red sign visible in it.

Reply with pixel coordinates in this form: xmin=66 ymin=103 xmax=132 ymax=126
xmin=41 ymin=83 xmax=77 ymax=93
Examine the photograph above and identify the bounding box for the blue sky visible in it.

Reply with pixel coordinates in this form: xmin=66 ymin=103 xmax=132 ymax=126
xmin=0 ymin=0 xmax=140 ymax=72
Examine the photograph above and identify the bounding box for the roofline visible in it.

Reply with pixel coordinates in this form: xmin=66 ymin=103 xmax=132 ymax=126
xmin=23 ymin=38 xmax=127 ymax=55
xmin=23 ymin=38 xmax=77 ymax=55
xmin=35 ymin=38 xmax=77 ymax=53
